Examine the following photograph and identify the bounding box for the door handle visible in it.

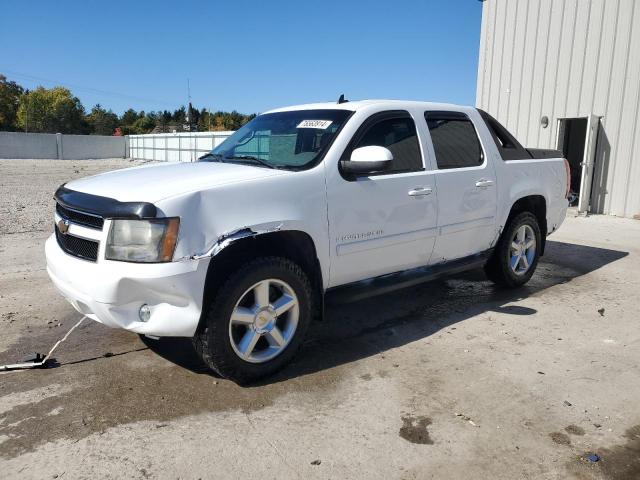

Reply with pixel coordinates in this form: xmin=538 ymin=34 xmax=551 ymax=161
xmin=408 ymin=187 xmax=433 ymax=196
xmin=475 ymin=179 xmax=494 ymax=188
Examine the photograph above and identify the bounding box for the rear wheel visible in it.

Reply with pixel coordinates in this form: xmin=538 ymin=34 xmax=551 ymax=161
xmin=484 ymin=211 xmax=541 ymax=288
xmin=193 ymin=256 xmax=313 ymax=384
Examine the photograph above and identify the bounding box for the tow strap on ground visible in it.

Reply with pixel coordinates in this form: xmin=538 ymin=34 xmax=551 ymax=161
xmin=0 ymin=316 xmax=87 ymax=371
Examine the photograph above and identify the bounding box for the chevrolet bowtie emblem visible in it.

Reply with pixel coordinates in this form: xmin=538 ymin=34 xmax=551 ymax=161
xmin=57 ymin=219 xmax=70 ymax=234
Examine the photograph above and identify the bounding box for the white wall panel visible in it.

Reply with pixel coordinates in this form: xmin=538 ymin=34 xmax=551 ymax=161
xmin=538 ymin=0 xmax=566 ymax=149
xmin=621 ymin=1 xmax=640 ymax=215
xmin=516 ymin=0 xmax=540 ymax=138
xmin=476 ymin=0 xmax=490 ymax=108
xmin=488 ymin=0 xmax=505 ymax=115
xmin=565 ymin=0 xmax=590 ymax=117
xmin=477 ymin=0 xmax=640 ymax=218
xmin=552 ymin=1 xmax=574 ymax=143
xmin=604 ymin=0 xmax=634 ymax=213
xmin=527 ymin=0 xmax=552 ymax=147
xmin=497 ymin=0 xmax=517 ymax=123
xmin=506 ymin=0 xmax=528 ymax=130
xmin=577 ymin=0 xmax=604 ymax=116
xmin=128 ymin=131 xmax=233 ymax=163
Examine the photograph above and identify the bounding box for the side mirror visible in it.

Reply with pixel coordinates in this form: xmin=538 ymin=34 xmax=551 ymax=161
xmin=340 ymin=146 xmax=393 ymax=175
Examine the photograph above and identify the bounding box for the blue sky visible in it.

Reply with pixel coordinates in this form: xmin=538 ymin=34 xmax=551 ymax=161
xmin=0 ymin=1 xmax=483 ymax=115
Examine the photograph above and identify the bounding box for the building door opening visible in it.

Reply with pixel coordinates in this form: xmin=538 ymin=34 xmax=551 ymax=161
xmin=558 ymin=118 xmax=587 ymax=206
xmin=556 ymin=115 xmax=599 ymax=213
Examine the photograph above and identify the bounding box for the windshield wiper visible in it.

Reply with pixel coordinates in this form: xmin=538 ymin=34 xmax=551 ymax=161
xmin=225 ymin=155 xmax=279 ymax=169
xmin=199 ymin=152 xmax=225 ymax=162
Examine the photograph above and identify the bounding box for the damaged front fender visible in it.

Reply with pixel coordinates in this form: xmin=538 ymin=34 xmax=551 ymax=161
xmin=180 ymin=221 xmax=285 ymax=261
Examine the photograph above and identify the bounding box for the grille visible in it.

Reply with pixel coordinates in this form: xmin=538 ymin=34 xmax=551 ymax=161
xmin=55 ymin=226 xmax=99 ymax=262
xmin=56 ymin=203 xmax=104 ymax=230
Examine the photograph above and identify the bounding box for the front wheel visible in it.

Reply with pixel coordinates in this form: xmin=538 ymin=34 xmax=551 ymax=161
xmin=484 ymin=211 xmax=541 ymax=288
xmin=193 ymin=257 xmax=313 ymax=384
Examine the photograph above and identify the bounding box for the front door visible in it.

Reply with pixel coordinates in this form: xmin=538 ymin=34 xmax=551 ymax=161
xmin=424 ymin=110 xmax=498 ymax=263
xmin=326 ymin=111 xmax=438 ymax=287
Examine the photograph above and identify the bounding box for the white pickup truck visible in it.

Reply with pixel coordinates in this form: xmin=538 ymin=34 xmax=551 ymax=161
xmin=46 ymin=99 xmax=569 ymax=383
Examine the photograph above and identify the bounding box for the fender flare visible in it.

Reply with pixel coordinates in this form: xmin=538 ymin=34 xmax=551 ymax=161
xmin=192 ymin=223 xmax=326 ymax=325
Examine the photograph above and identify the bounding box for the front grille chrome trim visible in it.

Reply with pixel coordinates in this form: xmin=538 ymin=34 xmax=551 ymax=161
xmin=56 ymin=203 xmax=105 ymax=230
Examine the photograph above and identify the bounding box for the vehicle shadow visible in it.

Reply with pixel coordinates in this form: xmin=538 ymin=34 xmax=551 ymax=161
xmin=142 ymin=240 xmax=627 ymax=385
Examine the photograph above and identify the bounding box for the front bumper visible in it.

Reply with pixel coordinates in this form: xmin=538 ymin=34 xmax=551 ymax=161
xmin=45 ymin=234 xmax=209 ymax=337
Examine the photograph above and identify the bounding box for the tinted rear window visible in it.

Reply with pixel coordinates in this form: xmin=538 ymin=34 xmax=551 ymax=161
xmin=425 ymin=112 xmax=483 ymax=169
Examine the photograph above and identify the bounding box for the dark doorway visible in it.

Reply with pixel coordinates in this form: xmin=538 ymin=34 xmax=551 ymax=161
xmin=558 ymin=118 xmax=587 ymax=207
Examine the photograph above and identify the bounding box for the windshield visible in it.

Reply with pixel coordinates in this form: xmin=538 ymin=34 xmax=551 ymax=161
xmin=201 ymin=109 xmax=353 ymax=170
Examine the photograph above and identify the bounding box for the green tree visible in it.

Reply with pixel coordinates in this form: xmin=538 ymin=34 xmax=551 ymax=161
xmin=145 ymin=111 xmax=159 ymax=124
xmin=172 ymin=106 xmax=186 ymax=124
xmin=120 ymin=108 xmax=140 ymax=126
xmin=185 ymin=104 xmax=199 ymax=127
xmin=226 ymin=110 xmax=244 ymax=130
xmin=16 ymin=86 xmax=86 ymax=134
xmin=131 ymin=115 xmax=155 ymax=134
xmin=198 ymin=109 xmax=211 ymax=131
xmin=0 ymin=74 xmax=24 ymax=131
xmin=208 ymin=110 xmax=255 ymax=131
xmin=86 ymin=104 xmax=119 ymax=135
xmin=159 ymin=110 xmax=172 ymax=131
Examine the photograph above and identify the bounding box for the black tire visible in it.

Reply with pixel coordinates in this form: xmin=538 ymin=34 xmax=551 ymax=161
xmin=192 ymin=256 xmax=313 ymax=384
xmin=484 ymin=211 xmax=542 ymax=288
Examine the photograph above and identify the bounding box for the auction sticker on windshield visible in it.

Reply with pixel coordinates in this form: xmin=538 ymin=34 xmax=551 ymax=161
xmin=296 ymin=120 xmax=332 ymax=129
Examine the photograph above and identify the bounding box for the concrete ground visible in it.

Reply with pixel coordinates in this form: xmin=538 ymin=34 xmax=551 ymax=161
xmin=0 ymin=158 xmax=639 ymax=480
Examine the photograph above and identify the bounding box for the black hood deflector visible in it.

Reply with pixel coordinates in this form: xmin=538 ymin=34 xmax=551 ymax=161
xmin=54 ymin=185 xmax=157 ymax=219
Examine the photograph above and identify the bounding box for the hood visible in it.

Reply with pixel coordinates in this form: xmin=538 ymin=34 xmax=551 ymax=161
xmin=65 ymin=161 xmax=287 ymax=203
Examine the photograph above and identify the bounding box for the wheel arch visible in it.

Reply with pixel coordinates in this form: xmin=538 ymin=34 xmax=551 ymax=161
xmin=505 ymin=195 xmax=547 ymax=255
xmin=197 ymin=229 xmax=324 ymax=333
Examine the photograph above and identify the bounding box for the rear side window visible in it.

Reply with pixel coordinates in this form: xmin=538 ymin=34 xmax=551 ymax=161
xmin=477 ymin=109 xmax=532 ymax=160
xmin=350 ymin=113 xmax=423 ymax=173
xmin=425 ymin=111 xmax=483 ymax=169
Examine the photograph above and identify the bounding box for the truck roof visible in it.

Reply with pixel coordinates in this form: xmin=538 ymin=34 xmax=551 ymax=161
xmin=264 ymin=99 xmax=476 ymax=114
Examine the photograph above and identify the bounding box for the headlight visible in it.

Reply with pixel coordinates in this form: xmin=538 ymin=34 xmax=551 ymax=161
xmin=105 ymin=218 xmax=180 ymax=263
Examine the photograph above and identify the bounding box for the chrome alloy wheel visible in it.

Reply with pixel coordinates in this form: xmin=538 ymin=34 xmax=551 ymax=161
xmin=228 ymin=279 xmax=299 ymax=363
xmin=509 ymin=224 xmax=536 ymax=275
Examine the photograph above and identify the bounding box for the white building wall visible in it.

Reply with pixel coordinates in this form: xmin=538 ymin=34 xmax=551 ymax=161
xmin=477 ymin=0 xmax=640 ymax=218
xmin=128 ymin=131 xmax=234 ymax=162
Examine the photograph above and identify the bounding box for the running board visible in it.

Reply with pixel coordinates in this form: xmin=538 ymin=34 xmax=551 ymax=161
xmin=326 ymin=251 xmax=491 ymax=304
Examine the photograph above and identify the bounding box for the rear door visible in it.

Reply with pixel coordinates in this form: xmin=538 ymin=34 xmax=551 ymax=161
xmin=424 ymin=110 xmax=498 ymax=263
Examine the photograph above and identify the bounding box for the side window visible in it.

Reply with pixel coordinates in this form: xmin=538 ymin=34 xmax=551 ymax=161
xmin=477 ymin=109 xmax=532 ymax=160
xmin=352 ymin=115 xmax=423 ymax=173
xmin=425 ymin=111 xmax=483 ymax=169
